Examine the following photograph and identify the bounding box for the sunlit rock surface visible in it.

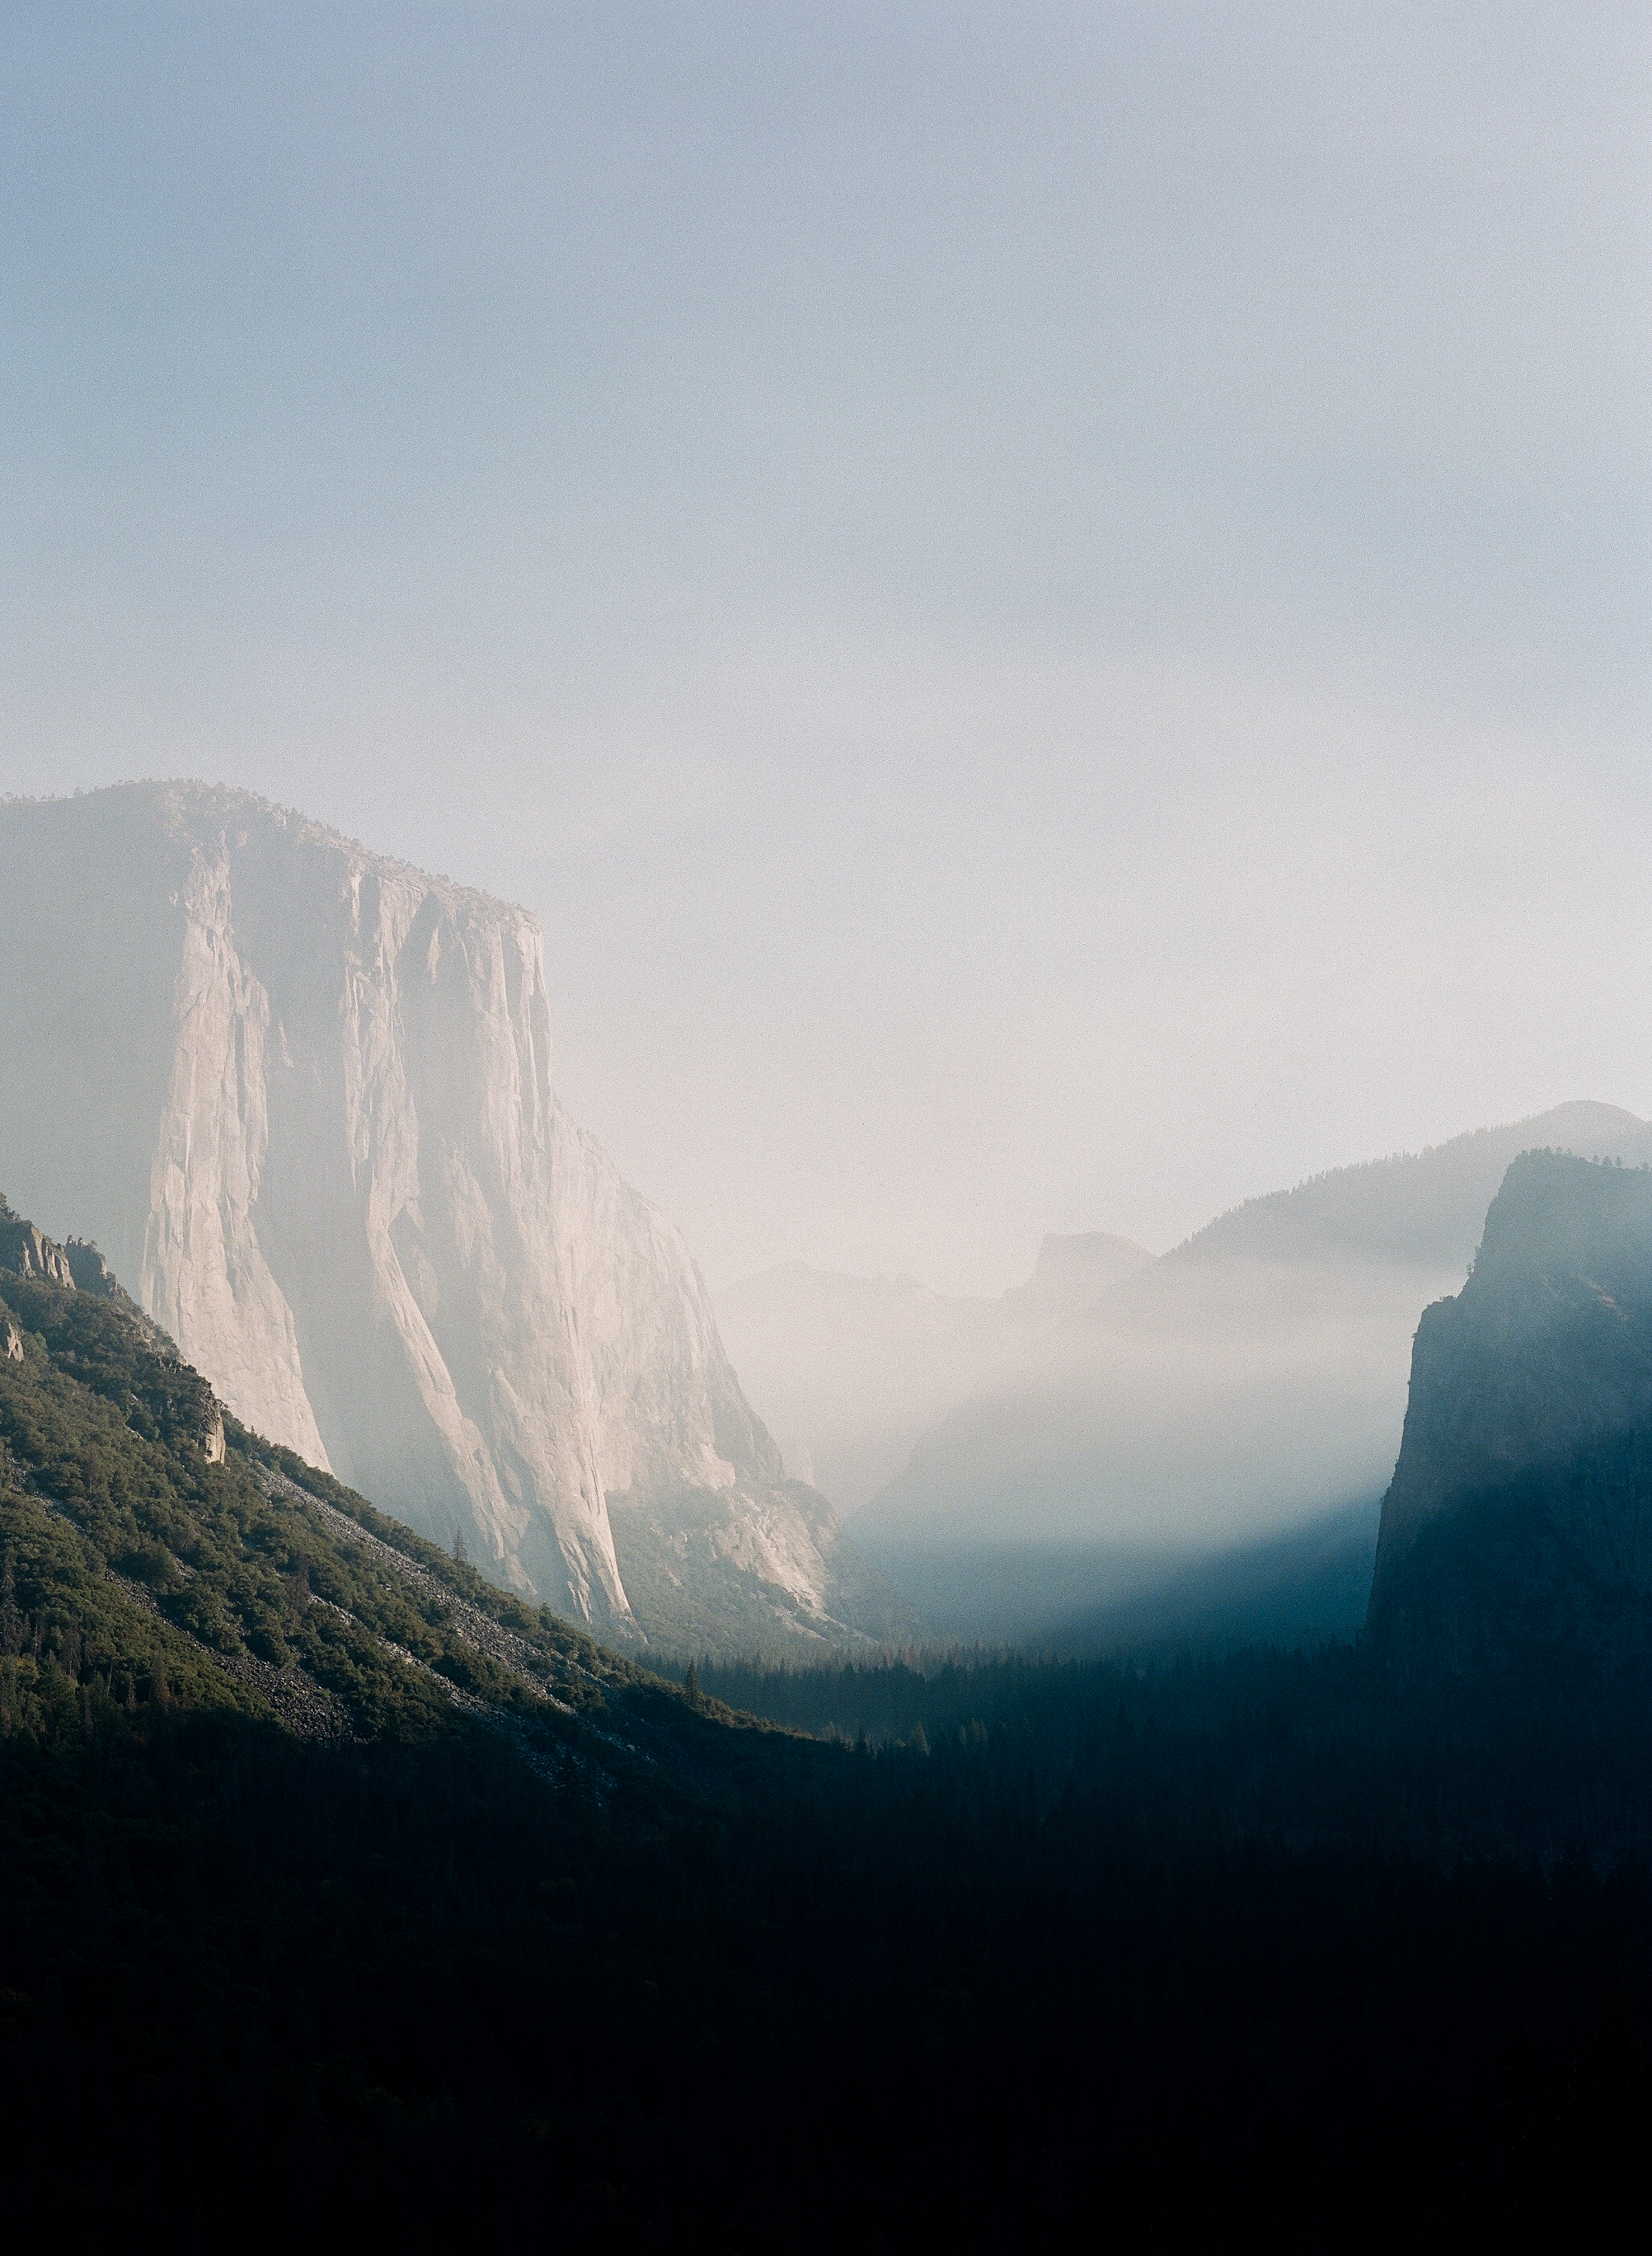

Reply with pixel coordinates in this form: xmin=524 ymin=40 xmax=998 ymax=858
xmin=0 ymin=782 xmax=891 ymax=1647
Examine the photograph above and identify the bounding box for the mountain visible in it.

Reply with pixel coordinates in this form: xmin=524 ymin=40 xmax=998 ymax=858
xmin=1166 ymin=1099 xmax=1650 ymax=1268
xmin=3 ymin=1198 xmax=1646 ymax=2249
xmin=999 ymin=1230 xmax=1156 ymax=1318
xmin=851 ymin=1103 xmax=1648 ymax=1641
xmin=714 ymin=1232 xmax=1154 ymax=1515
xmin=1366 ymin=1151 xmax=1652 ymax=1675
xmin=0 ymin=1190 xmax=730 ymax=1758
xmin=0 ymin=783 xmax=898 ymax=1654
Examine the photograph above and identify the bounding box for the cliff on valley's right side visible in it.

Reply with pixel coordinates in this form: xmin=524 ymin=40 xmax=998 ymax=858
xmin=1366 ymin=1151 xmax=1652 ymax=1675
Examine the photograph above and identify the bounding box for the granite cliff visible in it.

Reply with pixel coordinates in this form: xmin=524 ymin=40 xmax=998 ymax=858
xmin=0 ymin=782 xmax=894 ymax=1650
xmin=1366 ymin=1151 xmax=1652 ymax=1674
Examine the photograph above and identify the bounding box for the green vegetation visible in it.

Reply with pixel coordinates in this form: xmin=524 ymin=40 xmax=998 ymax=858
xmin=2 ymin=1212 xmax=1651 ymax=2246
xmin=0 ymin=1257 xmax=764 ymax=1765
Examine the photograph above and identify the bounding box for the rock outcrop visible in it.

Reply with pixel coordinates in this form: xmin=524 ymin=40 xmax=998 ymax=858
xmin=0 ymin=782 xmax=893 ymax=1649
xmin=0 ymin=1192 xmax=229 ymax=1459
xmin=1366 ymin=1152 xmax=1652 ymax=1674
xmin=0 ymin=1201 xmax=76 ymax=1288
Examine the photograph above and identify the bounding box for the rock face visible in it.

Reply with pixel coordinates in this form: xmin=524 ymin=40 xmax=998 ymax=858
xmin=1366 ymin=1152 xmax=1652 ymax=1673
xmin=0 ymin=782 xmax=892 ymax=1649
xmin=0 ymin=1203 xmax=76 ymax=1289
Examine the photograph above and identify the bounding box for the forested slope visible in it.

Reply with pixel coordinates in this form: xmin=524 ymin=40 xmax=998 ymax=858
xmin=3 ymin=1193 xmax=1651 ymax=2247
xmin=0 ymin=1198 xmax=776 ymax=1780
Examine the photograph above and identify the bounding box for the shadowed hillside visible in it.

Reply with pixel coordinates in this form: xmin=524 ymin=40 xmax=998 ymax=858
xmin=0 ymin=1191 xmax=756 ymax=1770
xmin=1369 ymin=1151 xmax=1652 ymax=1676
xmin=6 ymin=1187 xmax=1652 ymax=2246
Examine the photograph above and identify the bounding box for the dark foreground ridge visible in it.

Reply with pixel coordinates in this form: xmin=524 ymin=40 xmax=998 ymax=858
xmin=3 ymin=1189 xmax=1652 ymax=2246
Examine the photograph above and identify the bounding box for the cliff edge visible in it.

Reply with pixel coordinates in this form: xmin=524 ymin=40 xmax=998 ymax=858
xmin=0 ymin=782 xmax=895 ymax=1651
xmin=1366 ymin=1151 xmax=1652 ymax=1674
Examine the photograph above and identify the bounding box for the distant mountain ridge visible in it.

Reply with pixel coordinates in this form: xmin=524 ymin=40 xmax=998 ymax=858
xmin=714 ymin=1263 xmax=993 ymax=1510
xmin=1168 ymin=1101 xmax=1648 ymax=1269
xmin=0 ymin=782 xmax=900 ymax=1656
xmin=845 ymin=1101 xmax=1649 ymax=1643
xmin=1001 ymin=1231 xmax=1156 ymax=1318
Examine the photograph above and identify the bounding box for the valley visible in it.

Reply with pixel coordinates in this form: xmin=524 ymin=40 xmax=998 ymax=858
xmin=3 ymin=792 xmax=1650 ymax=2247
xmin=6 ymin=15 xmax=1639 ymax=2244
xmin=5 ymin=1162 xmax=1651 ymax=2242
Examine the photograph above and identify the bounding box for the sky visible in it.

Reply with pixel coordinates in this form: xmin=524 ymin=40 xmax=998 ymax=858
xmin=1 ymin=3 xmax=1648 ymax=1294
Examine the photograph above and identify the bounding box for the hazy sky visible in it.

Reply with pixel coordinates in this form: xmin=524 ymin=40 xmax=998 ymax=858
xmin=1 ymin=4 xmax=1648 ymax=1292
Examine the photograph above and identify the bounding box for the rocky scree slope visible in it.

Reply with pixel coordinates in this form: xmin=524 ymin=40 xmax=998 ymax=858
xmin=0 ymin=1193 xmax=766 ymax=1777
xmin=0 ymin=782 xmax=896 ymax=1654
xmin=1367 ymin=1151 xmax=1652 ymax=1675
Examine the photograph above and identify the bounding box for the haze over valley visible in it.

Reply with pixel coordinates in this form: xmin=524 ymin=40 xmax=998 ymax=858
xmin=719 ymin=1103 xmax=1646 ymax=1638
xmin=6 ymin=775 xmax=1649 ymax=1662
xmin=3 ymin=6 xmax=1649 ymax=2242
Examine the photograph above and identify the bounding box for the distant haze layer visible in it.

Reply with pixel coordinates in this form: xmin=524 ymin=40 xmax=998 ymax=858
xmin=1 ymin=7 xmax=1647 ymax=1294
xmin=719 ymin=1102 xmax=1651 ymax=1639
xmin=716 ymin=1232 xmax=1153 ymax=1515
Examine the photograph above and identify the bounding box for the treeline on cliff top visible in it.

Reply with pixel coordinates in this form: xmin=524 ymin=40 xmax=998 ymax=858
xmin=3 ymin=1212 xmax=1651 ymax=2244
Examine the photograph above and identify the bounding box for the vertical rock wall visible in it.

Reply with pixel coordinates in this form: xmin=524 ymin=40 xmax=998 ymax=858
xmin=0 ymin=782 xmax=885 ymax=1645
xmin=1366 ymin=1152 xmax=1652 ymax=1670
